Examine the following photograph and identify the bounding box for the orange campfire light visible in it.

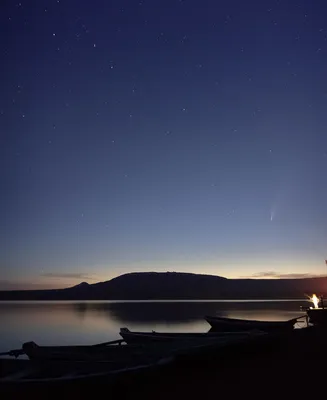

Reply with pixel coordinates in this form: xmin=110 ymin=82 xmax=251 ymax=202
xmin=310 ymin=294 xmax=319 ymax=309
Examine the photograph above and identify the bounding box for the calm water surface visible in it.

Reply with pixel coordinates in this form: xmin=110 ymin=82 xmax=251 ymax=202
xmin=0 ymin=300 xmax=308 ymax=350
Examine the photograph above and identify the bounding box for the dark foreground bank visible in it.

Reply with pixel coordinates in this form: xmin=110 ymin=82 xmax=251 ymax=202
xmin=142 ymin=326 xmax=326 ymax=400
xmin=1 ymin=327 xmax=325 ymax=400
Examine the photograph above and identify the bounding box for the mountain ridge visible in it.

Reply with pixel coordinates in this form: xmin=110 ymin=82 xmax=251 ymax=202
xmin=0 ymin=272 xmax=326 ymax=300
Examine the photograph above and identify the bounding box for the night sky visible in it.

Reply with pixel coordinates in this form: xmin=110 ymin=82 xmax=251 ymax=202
xmin=1 ymin=0 xmax=327 ymax=290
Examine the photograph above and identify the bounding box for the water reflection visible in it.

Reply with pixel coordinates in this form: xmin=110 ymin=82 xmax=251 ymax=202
xmin=0 ymin=300 xmax=307 ymax=349
xmin=73 ymin=301 xmax=229 ymax=323
xmin=72 ymin=300 xmax=307 ymax=324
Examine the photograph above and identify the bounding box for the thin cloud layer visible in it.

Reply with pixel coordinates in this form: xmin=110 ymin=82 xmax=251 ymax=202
xmin=0 ymin=280 xmax=61 ymax=290
xmin=247 ymin=271 xmax=327 ymax=279
xmin=40 ymin=272 xmax=96 ymax=281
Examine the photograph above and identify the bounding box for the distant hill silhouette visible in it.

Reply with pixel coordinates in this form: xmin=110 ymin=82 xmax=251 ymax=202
xmin=0 ymin=272 xmax=326 ymax=300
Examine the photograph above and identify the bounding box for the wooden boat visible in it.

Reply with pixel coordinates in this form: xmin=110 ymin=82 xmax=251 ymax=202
xmin=0 ymin=332 xmax=262 ymax=393
xmin=119 ymin=327 xmax=261 ymax=345
xmin=2 ymin=333 xmax=246 ymax=363
xmin=20 ymin=340 xmax=149 ymax=362
xmin=1 ymin=338 xmax=179 ymax=362
xmin=0 ymin=355 xmax=173 ymax=394
xmin=0 ymin=331 xmax=263 ymax=394
xmin=205 ymin=315 xmax=297 ymax=332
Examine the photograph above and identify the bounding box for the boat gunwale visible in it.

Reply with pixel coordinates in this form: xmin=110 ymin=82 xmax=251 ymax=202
xmin=0 ymin=356 xmax=174 ymax=384
xmin=205 ymin=315 xmax=298 ymax=326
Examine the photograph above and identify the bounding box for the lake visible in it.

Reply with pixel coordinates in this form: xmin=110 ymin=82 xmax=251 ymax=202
xmin=0 ymin=300 xmax=309 ymax=351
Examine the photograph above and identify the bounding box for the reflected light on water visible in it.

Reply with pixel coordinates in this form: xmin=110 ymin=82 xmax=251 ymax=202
xmin=0 ymin=300 xmax=307 ymax=350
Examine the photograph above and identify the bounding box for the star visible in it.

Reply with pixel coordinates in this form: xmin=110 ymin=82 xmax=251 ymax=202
xmin=2 ymin=0 xmax=327 ymax=289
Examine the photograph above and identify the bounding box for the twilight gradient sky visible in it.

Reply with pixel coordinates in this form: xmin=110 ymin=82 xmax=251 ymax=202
xmin=1 ymin=0 xmax=327 ymax=290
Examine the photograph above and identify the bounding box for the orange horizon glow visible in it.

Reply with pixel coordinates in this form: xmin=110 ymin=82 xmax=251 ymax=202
xmin=1 ymin=267 xmax=327 ymax=291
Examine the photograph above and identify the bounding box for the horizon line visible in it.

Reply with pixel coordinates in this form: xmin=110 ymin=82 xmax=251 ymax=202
xmin=1 ymin=270 xmax=327 ymax=291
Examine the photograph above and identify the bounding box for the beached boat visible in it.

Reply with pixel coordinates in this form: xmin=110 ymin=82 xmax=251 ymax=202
xmin=0 ymin=332 xmax=263 ymax=393
xmin=205 ymin=315 xmax=297 ymax=332
xmin=1 ymin=338 xmax=179 ymax=362
xmin=1 ymin=339 xmax=133 ymax=361
xmin=3 ymin=333 xmax=247 ymax=364
xmin=0 ymin=339 xmax=177 ymax=394
xmin=20 ymin=340 xmax=149 ymax=362
xmin=0 ymin=355 xmax=172 ymax=394
xmin=119 ymin=327 xmax=260 ymax=345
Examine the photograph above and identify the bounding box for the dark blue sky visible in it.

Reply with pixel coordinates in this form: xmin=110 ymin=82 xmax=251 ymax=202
xmin=1 ymin=0 xmax=327 ymax=289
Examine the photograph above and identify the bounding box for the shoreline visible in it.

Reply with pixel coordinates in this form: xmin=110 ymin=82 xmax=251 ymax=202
xmin=0 ymin=298 xmax=309 ymax=302
xmin=2 ymin=326 xmax=324 ymax=399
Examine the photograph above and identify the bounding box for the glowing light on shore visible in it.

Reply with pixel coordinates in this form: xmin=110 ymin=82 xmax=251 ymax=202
xmin=310 ymin=294 xmax=319 ymax=309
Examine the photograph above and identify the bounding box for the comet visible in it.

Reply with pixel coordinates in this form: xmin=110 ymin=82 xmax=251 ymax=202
xmin=270 ymin=210 xmax=274 ymax=222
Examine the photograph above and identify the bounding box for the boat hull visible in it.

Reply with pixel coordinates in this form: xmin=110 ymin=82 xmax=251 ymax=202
xmin=205 ymin=316 xmax=296 ymax=332
xmin=21 ymin=341 xmax=147 ymax=362
xmin=0 ymin=356 xmax=173 ymax=394
xmin=119 ymin=328 xmax=256 ymax=345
